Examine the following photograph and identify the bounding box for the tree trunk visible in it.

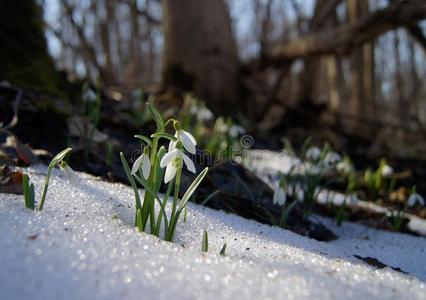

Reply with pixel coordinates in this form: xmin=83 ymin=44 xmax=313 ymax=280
xmin=348 ymin=0 xmax=363 ymax=120
xmin=0 ymin=0 xmax=60 ymax=94
xmin=161 ymin=0 xmax=240 ymax=115
xmin=346 ymin=0 xmax=375 ymax=133
xmin=361 ymin=0 xmax=376 ymax=121
xmin=325 ymin=55 xmax=342 ymax=113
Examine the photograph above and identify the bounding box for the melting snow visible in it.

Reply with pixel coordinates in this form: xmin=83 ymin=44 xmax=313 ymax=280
xmin=0 ymin=164 xmax=425 ymax=300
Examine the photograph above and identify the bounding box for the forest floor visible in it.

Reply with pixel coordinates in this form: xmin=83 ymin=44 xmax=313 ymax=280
xmin=0 ymin=164 xmax=425 ymax=300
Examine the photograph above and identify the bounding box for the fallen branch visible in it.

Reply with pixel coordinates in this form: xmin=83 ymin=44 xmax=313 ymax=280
xmin=268 ymin=0 xmax=426 ymax=64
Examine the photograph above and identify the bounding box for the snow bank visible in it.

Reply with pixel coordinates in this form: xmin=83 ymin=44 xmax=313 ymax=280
xmin=0 ymin=165 xmax=425 ymax=300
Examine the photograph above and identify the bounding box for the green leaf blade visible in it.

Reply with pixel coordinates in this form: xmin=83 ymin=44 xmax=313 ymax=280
xmin=220 ymin=243 xmax=227 ymax=256
xmin=201 ymin=230 xmax=208 ymax=252
xmin=134 ymin=135 xmax=153 ymax=146
xmin=178 ymin=167 xmax=209 ymax=212
xmin=151 ymin=133 xmax=177 ymax=142
xmin=147 ymin=102 xmax=165 ymax=130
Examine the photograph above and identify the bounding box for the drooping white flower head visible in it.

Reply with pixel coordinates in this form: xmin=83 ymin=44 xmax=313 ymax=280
xmin=229 ymin=125 xmax=246 ymax=138
xmin=131 ymin=147 xmax=151 ymax=179
xmin=381 ymin=164 xmax=394 ymax=177
xmin=273 ymin=186 xmax=287 ymax=206
xmin=408 ymin=192 xmax=425 ymax=207
xmin=336 ymin=160 xmax=354 ymax=174
xmin=307 ymin=165 xmax=322 ymax=175
xmin=174 ymin=121 xmax=197 ymax=154
xmin=323 ymin=151 xmax=341 ymax=166
xmin=160 ymin=144 xmax=196 ymax=183
xmin=82 ymin=88 xmax=97 ymax=103
xmin=215 ymin=117 xmax=229 ymax=133
xmin=196 ymin=107 xmax=214 ymax=122
xmin=59 ymin=161 xmax=81 ymax=188
xmin=295 ymin=186 xmax=305 ymax=202
xmin=305 ymin=147 xmax=321 ymax=161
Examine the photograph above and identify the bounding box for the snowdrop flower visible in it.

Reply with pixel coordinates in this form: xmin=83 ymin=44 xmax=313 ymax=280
xmin=173 ymin=121 xmax=197 ymax=154
xmin=305 ymin=147 xmax=321 ymax=161
xmin=336 ymin=160 xmax=354 ymax=174
xmin=190 ymin=105 xmax=198 ymax=115
xmin=290 ymin=158 xmax=302 ymax=168
xmin=229 ymin=125 xmax=246 ymax=138
xmin=309 ymin=164 xmax=322 ymax=175
xmin=323 ymin=151 xmax=341 ymax=166
xmin=196 ymin=107 xmax=214 ymax=122
xmin=160 ymin=142 xmax=196 ymax=183
xmin=131 ymin=146 xmax=151 ymax=179
xmin=59 ymin=161 xmax=81 ymax=187
xmin=273 ymin=186 xmax=287 ymax=206
xmin=381 ymin=164 xmax=394 ymax=177
xmin=408 ymin=192 xmax=425 ymax=207
xmin=215 ymin=117 xmax=229 ymax=133
xmin=82 ymin=88 xmax=97 ymax=103
xmin=295 ymin=186 xmax=305 ymax=201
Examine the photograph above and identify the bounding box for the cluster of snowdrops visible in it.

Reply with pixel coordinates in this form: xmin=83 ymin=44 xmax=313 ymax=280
xmin=271 ymin=140 xmax=424 ymax=229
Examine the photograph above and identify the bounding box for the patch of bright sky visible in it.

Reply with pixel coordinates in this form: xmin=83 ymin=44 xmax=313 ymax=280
xmin=43 ymin=0 xmax=425 ymax=81
xmin=44 ymin=0 xmax=60 ymax=58
xmin=44 ymin=0 xmax=315 ymax=61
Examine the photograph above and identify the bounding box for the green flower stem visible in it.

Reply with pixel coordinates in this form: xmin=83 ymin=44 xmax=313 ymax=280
xmin=166 ymin=166 xmax=182 ymax=241
xmin=279 ymin=200 xmax=298 ymax=227
xmin=38 ymin=164 xmax=54 ymax=211
xmin=392 ymin=203 xmax=408 ymax=230
xmin=171 ymin=167 xmax=182 ymax=220
xmin=154 ymin=179 xmax=174 ymax=237
xmin=149 ymin=137 xmax=159 ymax=232
xmin=133 ymin=175 xmax=169 ymax=235
xmin=120 ymin=153 xmax=142 ymax=226
xmin=141 ymin=136 xmax=159 ymax=232
xmin=164 ymin=118 xmax=176 ymax=128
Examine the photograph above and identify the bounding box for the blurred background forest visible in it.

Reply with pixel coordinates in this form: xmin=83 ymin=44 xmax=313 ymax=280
xmin=1 ymin=0 xmax=426 ymax=166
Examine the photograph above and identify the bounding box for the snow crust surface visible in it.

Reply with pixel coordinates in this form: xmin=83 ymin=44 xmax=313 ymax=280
xmin=0 ymin=164 xmax=425 ymax=300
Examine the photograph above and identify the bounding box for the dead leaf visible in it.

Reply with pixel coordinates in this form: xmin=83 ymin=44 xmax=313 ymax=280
xmin=0 ymin=148 xmax=17 ymax=165
xmin=0 ymin=165 xmax=24 ymax=194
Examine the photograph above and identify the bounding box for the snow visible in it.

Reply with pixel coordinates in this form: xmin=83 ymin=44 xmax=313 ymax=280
xmin=0 ymin=163 xmax=425 ymax=300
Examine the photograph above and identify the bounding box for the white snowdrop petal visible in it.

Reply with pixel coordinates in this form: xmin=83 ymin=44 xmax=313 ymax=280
xmin=273 ymin=187 xmax=286 ymax=206
xmin=182 ymin=154 xmax=196 ymax=174
xmin=408 ymin=195 xmax=416 ymax=207
xmin=278 ymin=188 xmax=286 ymax=205
xmin=381 ymin=165 xmax=394 ymax=177
xmin=326 ymin=152 xmax=341 ymax=163
xmin=142 ymin=154 xmax=151 ymax=179
xmin=63 ymin=165 xmax=81 ymax=187
xmin=408 ymin=193 xmax=425 ymax=207
xmin=168 ymin=140 xmax=177 ymax=152
xmin=229 ymin=125 xmax=245 ymax=138
xmin=273 ymin=189 xmax=279 ymax=205
xmin=131 ymin=155 xmax=144 ymax=175
xmin=306 ymin=147 xmax=321 ymax=160
xmin=179 ymin=131 xmax=196 ymax=154
xmin=164 ymin=164 xmax=177 ymax=183
xmin=160 ymin=149 xmax=180 ymax=168
xmin=182 ymin=130 xmax=197 ymax=146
